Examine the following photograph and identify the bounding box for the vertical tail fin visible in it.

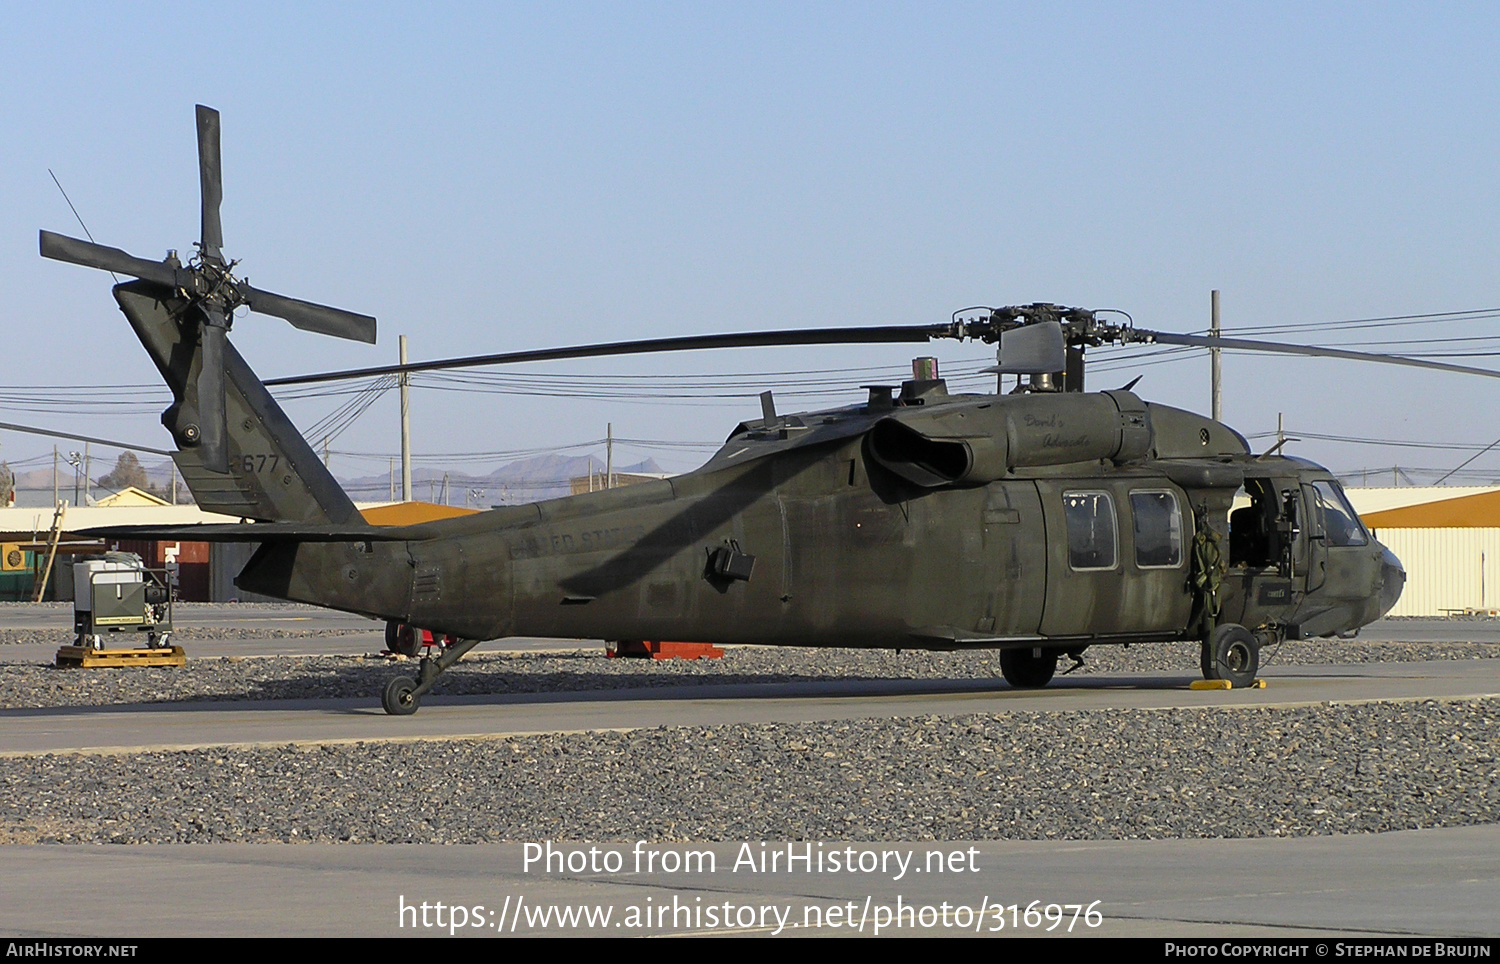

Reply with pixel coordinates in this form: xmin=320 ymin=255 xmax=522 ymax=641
xmin=115 ymin=282 xmax=359 ymax=525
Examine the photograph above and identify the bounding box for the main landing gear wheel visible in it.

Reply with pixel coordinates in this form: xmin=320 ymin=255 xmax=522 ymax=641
xmin=382 ymin=676 xmax=419 ymax=716
xmin=1000 ymin=647 xmax=1058 ymax=688
xmin=385 ymin=620 xmax=420 ymax=657
xmin=1201 ymin=623 xmax=1260 ymax=688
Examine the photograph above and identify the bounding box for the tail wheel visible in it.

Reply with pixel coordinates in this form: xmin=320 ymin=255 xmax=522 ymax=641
xmin=1000 ymin=647 xmax=1058 ymax=688
xmin=1201 ymin=623 xmax=1260 ymax=687
xmin=382 ymin=676 xmax=419 ymax=716
xmin=385 ymin=620 xmax=420 ymax=657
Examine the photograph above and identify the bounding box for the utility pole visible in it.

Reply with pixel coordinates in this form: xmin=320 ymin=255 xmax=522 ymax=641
xmin=606 ymin=423 xmax=614 ymax=490
xmin=399 ymin=334 xmax=412 ymax=501
xmin=1210 ymin=289 xmax=1222 ymax=422
xmin=52 ymin=446 xmax=58 ymax=506
xmin=82 ymin=443 xmax=90 ymax=505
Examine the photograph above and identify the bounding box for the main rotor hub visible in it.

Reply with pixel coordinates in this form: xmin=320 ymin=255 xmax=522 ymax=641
xmin=185 ymin=254 xmax=245 ymax=321
xmin=949 ymin=303 xmax=1126 ymax=348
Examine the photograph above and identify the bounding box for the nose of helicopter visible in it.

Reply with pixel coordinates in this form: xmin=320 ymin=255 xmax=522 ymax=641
xmin=1377 ymin=545 xmax=1406 ymax=618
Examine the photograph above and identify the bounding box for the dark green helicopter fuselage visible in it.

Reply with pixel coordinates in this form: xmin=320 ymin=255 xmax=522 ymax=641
xmin=109 ymin=280 xmax=1403 ymax=657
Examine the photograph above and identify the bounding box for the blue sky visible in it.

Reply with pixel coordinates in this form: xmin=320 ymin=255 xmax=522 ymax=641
xmin=4 ymin=3 xmax=1499 ymax=485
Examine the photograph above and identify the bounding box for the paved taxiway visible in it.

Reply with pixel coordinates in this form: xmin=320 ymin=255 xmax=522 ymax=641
xmin=1 ymin=827 xmax=1496 ymax=938
xmin=1 ymin=658 xmax=1497 ymax=756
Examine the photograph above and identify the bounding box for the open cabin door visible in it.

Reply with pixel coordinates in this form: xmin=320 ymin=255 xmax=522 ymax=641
xmin=1223 ymin=475 xmax=1317 ymax=625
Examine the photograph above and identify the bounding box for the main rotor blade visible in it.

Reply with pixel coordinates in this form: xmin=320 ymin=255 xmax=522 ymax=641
xmin=239 ymin=285 xmax=377 ymax=344
xmin=265 ymin=324 xmax=949 ymax=386
xmin=0 ymin=420 xmax=173 ymax=457
xmin=1143 ymin=331 xmax=1500 ymax=381
xmin=39 ymin=231 xmax=180 ymax=287
xmin=197 ymin=105 xmax=223 ymax=261
xmin=197 ymin=313 xmax=228 ymax=474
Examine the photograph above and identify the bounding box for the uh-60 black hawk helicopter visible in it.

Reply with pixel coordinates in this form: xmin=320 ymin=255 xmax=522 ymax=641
xmin=49 ymin=105 xmax=1477 ymax=716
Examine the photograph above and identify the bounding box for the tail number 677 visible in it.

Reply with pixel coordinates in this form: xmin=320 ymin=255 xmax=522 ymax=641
xmin=240 ymin=455 xmax=281 ymax=474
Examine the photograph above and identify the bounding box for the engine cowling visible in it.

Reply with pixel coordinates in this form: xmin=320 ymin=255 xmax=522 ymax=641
xmin=867 ymin=390 xmax=1152 ymax=487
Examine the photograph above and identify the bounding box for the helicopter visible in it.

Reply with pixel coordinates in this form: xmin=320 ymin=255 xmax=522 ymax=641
xmin=42 ymin=106 xmax=1464 ymax=716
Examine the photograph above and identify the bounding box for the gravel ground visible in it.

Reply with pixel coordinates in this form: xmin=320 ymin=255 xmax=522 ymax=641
xmin=0 ymin=635 xmax=1497 ymax=710
xmin=0 ymin=699 xmax=1492 ymax=844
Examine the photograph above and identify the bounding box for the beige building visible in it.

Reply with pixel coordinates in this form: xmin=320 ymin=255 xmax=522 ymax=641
xmin=0 ymin=499 xmax=480 ymax=603
xmin=1345 ymin=487 xmax=1500 ymax=616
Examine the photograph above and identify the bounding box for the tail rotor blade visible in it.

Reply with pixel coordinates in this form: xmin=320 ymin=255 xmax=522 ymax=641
xmin=196 ymin=105 xmax=223 ymax=261
xmin=197 ymin=313 xmax=229 ymax=473
xmin=240 ymin=285 xmax=377 ymax=344
xmin=39 ymin=231 xmax=180 ymax=287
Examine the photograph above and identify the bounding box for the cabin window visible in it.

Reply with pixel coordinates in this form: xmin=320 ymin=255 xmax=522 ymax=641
xmin=1063 ymin=491 xmax=1117 ymax=570
xmin=1131 ymin=490 xmax=1183 ymax=568
xmin=1312 ymin=480 xmax=1368 ymax=547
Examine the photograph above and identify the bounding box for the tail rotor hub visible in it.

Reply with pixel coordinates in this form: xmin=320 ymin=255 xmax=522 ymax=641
xmin=38 ymin=105 xmax=377 ymax=473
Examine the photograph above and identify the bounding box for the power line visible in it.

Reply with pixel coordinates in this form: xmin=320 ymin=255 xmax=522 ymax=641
xmin=1242 ymin=430 xmax=1500 ymax=452
xmin=1225 ymin=306 xmax=1500 ymax=337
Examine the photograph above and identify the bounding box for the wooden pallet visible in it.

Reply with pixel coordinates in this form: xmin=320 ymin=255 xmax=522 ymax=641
xmin=55 ymin=645 xmax=186 ymax=668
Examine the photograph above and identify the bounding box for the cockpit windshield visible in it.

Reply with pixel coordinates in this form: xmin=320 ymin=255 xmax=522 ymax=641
xmin=1312 ymin=480 xmax=1368 ymax=547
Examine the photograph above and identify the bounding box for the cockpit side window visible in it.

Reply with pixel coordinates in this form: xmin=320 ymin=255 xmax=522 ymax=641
xmin=1312 ymin=480 xmax=1368 ymax=547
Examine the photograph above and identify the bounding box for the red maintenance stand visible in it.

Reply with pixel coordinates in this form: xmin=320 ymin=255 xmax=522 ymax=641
xmin=606 ymin=640 xmax=725 ymax=660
